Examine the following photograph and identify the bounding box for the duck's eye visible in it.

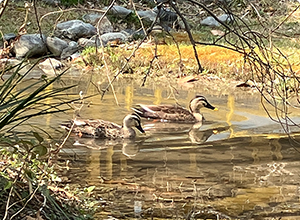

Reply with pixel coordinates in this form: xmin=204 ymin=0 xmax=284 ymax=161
xmin=200 ymin=101 xmax=206 ymax=106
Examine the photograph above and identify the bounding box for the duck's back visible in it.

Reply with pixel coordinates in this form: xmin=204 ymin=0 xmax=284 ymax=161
xmin=134 ymin=104 xmax=196 ymax=122
xmin=64 ymin=119 xmax=122 ymax=138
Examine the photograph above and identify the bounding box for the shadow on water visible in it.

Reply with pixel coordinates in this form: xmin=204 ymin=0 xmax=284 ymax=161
xmin=54 ymin=78 xmax=300 ymax=219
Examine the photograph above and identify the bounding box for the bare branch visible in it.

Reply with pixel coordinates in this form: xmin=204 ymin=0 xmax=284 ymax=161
xmin=0 ymin=0 xmax=9 ymax=20
xmin=170 ymin=1 xmax=203 ymax=73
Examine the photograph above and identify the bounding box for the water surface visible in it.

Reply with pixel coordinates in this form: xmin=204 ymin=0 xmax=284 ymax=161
xmin=54 ymin=78 xmax=300 ymax=219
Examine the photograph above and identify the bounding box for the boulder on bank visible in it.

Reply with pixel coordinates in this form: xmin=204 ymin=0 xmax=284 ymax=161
xmin=46 ymin=37 xmax=68 ymax=57
xmin=137 ymin=10 xmax=157 ymax=22
xmin=79 ymin=32 xmax=128 ymax=48
xmin=100 ymin=32 xmax=127 ymax=46
xmin=201 ymin=14 xmax=233 ymax=27
xmin=55 ymin=20 xmax=97 ymax=41
xmin=103 ymin=5 xmax=132 ymax=18
xmin=83 ymin=13 xmax=114 ymax=34
xmin=78 ymin=37 xmax=99 ymax=48
xmin=13 ymin=34 xmax=47 ymax=59
xmin=60 ymin=41 xmax=79 ymax=59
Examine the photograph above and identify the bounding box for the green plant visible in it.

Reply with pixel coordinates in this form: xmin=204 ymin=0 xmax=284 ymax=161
xmin=0 ymin=60 xmax=75 ymax=133
xmin=0 ymin=134 xmax=95 ymax=219
xmin=0 ymin=59 xmax=96 ymax=219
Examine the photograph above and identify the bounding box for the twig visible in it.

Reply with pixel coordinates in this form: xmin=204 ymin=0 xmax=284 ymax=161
xmin=32 ymin=0 xmax=42 ymax=39
xmin=169 ymin=1 xmax=203 ymax=73
xmin=101 ymin=4 xmax=161 ymax=98
xmin=130 ymin=0 xmax=147 ymax=36
xmin=166 ymin=30 xmax=183 ymax=73
xmin=271 ymin=4 xmax=300 ymax=34
xmin=17 ymin=2 xmax=31 ymax=36
xmin=3 ymin=183 xmax=14 ymax=220
xmin=9 ymin=186 xmax=40 ymax=220
xmin=39 ymin=7 xmax=105 ymax=26
xmin=141 ymin=43 xmax=158 ymax=86
xmin=96 ymin=0 xmax=119 ymax=104
xmin=95 ymin=0 xmax=115 ymax=50
xmin=0 ymin=0 xmax=9 ymax=20
xmin=56 ymin=91 xmax=86 ymax=152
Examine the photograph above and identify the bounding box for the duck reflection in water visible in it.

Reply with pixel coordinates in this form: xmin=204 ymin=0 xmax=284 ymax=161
xmin=142 ymin=120 xmax=229 ymax=144
xmin=72 ymin=138 xmax=142 ymax=159
xmin=188 ymin=122 xmax=230 ymax=144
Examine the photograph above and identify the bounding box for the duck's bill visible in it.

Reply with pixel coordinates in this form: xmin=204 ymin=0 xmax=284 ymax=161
xmin=206 ymin=103 xmax=217 ymax=110
xmin=136 ymin=125 xmax=145 ymax=133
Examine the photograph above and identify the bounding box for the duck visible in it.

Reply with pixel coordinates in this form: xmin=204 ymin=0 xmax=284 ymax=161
xmin=132 ymin=95 xmax=217 ymax=123
xmin=61 ymin=114 xmax=145 ymax=139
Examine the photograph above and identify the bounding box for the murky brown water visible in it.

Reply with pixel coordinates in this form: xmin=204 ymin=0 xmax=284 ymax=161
xmin=45 ymin=77 xmax=300 ymax=219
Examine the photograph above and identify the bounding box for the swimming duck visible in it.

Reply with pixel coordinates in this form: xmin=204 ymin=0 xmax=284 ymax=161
xmin=61 ymin=114 xmax=145 ymax=139
xmin=132 ymin=95 xmax=217 ymax=123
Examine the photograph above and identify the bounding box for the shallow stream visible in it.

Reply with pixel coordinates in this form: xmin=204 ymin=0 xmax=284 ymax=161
xmin=51 ymin=77 xmax=300 ymax=219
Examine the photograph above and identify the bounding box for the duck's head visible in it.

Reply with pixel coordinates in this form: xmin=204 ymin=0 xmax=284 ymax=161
xmin=123 ymin=114 xmax=145 ymax=133
xmin=189 ymin=95 xmax=217 ymax=113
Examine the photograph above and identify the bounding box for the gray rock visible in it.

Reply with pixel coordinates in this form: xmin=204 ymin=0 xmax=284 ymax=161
xmin=97 ymin=16 xmax=113 ymax=34
xmin=69 ymin=41 xmax=78 ymax=48
xmin=201 ymin=16 xmax=220 ymax=27
xmin=201 ymin=14 xmax=233 ymax=27
xmin=82 ymin=13 xmax=102 ymax=24
xmin=4 ymin=33 xmax=16 ymax=42
xmin=137 ymin=10 xmax=157 ymax=22
xmin=55 ymin=20 xmax=97 ymax=41
xmin=103 ymin=5 xmax=132 ymax=18
xmin=118 ymin=29 xmax=146 ymax=41
xmin=60 ymin=41 xmax=79 ymax=59
xmin=13 ymin=34 xmax=47 ymax=59
xmin=78 ymin=37 xmax=99 ymax=48
xmin=46 ymin=37 xmax=68 ymax=57
xmin=83 ymin=13 xmax=114 ymax=34
xmin=218 ymin=14 xmax=233 ymax=23
xmin=100 ymin=32 xmax=127 ymax=46
xmin=79 ymin=31 xmax=128 ymax=48
xmin=155 ymin=7 xmax=178 ymax=27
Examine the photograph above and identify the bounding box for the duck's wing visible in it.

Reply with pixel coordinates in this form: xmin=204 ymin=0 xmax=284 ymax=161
xmin=133 ymin=104 xmax=195 ymax=122
xmin=95 ymin=120 xmax=123 ymax=139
